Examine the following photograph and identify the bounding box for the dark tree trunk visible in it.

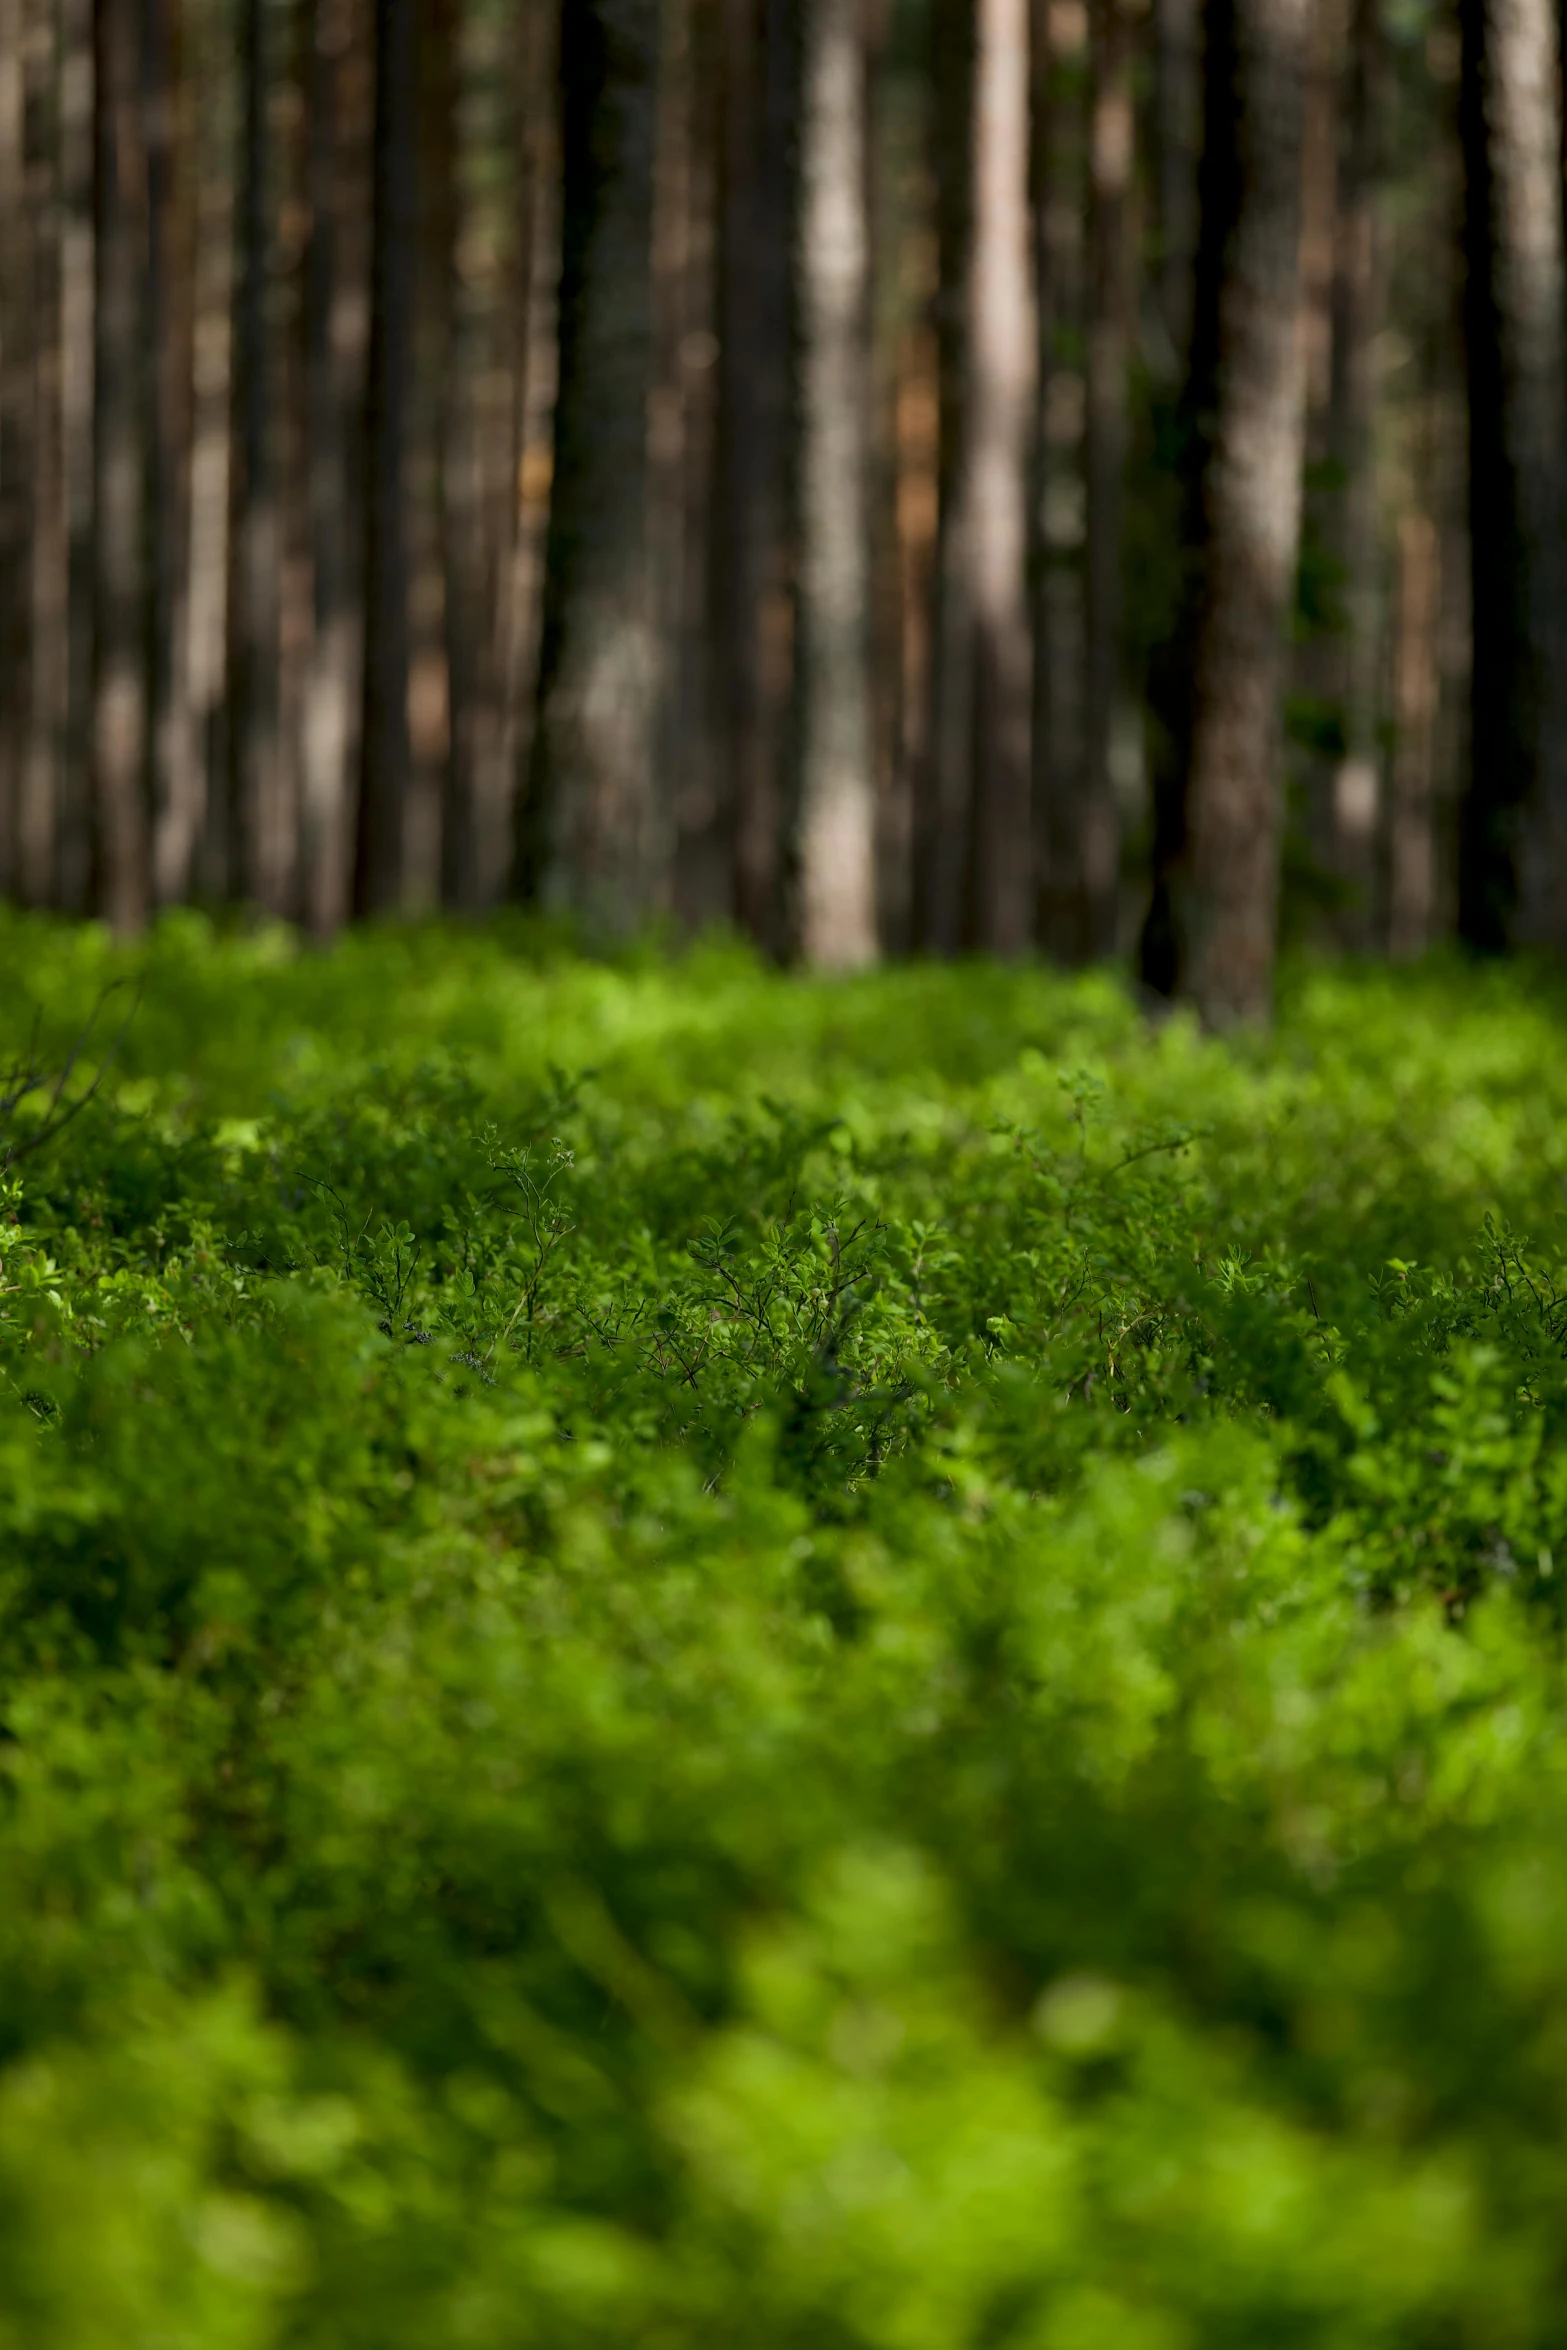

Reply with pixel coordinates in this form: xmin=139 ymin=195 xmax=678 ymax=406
xmin=714 ymin=0 xmax=794 ymax=951
xmin=1323 ymin=0 xmax=1387 ymax=943
xmin=1140 ymin=0 xmax=1315 ymax=1025
xmin=58 ymin=0 xmax=95 ymax=914
xmin=523 ymin=0 xmax=664 ymax=935
xmin=226 ymin=0 xmax=283 ymax=907
xmin=21 ymin=0 xmax=65 ymax=906
xmin=1080 ymin=0 xmax=1134 ymax=959
xmin=354 ymin=0 xmax=417 ymax=914
xmin=92 ymin=0 xmax=150 ymax=932
xmin=1458 ymin=0 xmax=1567 ymax=947
xmin=0 ymin=0 xmax=28 ymax=899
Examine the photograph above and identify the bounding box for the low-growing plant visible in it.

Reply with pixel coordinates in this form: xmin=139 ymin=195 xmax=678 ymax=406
xmin=5 ymin=911 xmax=1567 ymax=2344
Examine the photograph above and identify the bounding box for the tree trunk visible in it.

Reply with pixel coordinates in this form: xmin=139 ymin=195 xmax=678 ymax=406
xmin=354 ymin=0 xmax=417 ymax=915
xmin=1080 ymin=0 xmax=1133 ymax=959
xmin=964 ymin=0 xmax=1035 ymax=952
xmin=794 ymin=0 xmax=875 ymax=966
xmin=0 ymin=0 xmax=28 ymax=899
xmin=1458 ymin=0 xmax=1567 ymax=946
xmin=92 ymin=0 xmax=150 ymax=933
xmin=524 ymin=0 xmax=664 ymax=936
xmin=21 ymin=0 xmax=66 ymax=907
xmin=1152 ymin=0 xmax=1199 ymax=358
xmin=1324 ymin=0 xmax=1386 ymax=944
xmin=58 ymin=0 xmax=94 ymax=913
xmin=714 ymin=0 xmax=794 ymax=951
xmin=1030 ymin=0 xmax=1089 ymax=958
xmin=1388 ymin=504 xmax=1439 ymax=955
xmin=143 ymin=0 xmax=197 ymax=908
xmin=300 ymin=0 xmax=361 ymax=934
xmin=226 ymin=0 xmax=283 ymax=908
xmin=1140 ymin=0 xmax=1315 ymax=1025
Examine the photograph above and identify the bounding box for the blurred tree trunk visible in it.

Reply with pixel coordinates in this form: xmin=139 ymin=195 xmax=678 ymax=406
xmin=524 ymin=0 xmax=663 ymax=934
xmin=404 ymin=0 xmax=455 ymax=907
xmin=58 ymin=0 xmax=93 ymax=911
xmin=300 ymin=0 xmax=362 ymax=934
xmin=93 ymin=0 xmax=150 ymax=932
xmin=964 ymin=0 xmax=1035 ymax=951
xmin=144 ymin=0 xmax=197 ymax=907
xmin=1458 ymin=0 xmax=1567 ymax=946
xmin=21 ymin=0 xmax=65 ymax=906
xmin=917 ymin=0 xmax=971 ymax=953
xmin=1030 ymin=0 xmax=1089 ymax=957
xmin=1140 ymin=0 xmax=1314 ymax=1025
xmin=1323 ymin=0 xmax=1386 ymax=943
xmin=1079 ymin=0 xmax=1133 ymax=959
xmin=1152 ymin=0 xmax=1198 ymax=356
xmin=714 ymin=0 xmax=794 ymax=951
xmin=795 ymin=0 xmax=875 ymax=965
xmin=0 ymin=0 xmax=27 ymax=898
xmin=354 ymin=0 xmax=417 ymax=914
xmin=1388 ymin=503 xmax=1438 ymax=954
xmin=227 ymin=0 xmax=283 ymax=906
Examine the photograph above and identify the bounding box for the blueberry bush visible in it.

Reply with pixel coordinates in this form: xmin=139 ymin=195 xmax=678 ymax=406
xmin=5 ymin=910 xmax=1567 ymax=2346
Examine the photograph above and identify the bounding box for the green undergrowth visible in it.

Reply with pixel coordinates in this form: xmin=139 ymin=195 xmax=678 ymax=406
xmin=6 ymin=910 xmax=1567 ymax=2344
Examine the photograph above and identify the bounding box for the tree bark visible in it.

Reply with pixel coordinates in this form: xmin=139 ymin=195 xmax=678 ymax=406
xmin=354 ymin=0 xmax=417 ymax=914
xmin=0 ymin=0 xmax=28 ymax=899
xmin=714 ymin=0 xmax=794 ymax=951
xmin=226 ymin=0 xmax=284 ymax=908
xmin=21 ymin=0 xmax=65 ymax=907
xmin=1152 ymin=0 xmax=1199 ymax=359
xmin=1323 ymin=0 xmax=1386 ymax=944
xmin=1140 ymin=0 xmax=1315 ymax=1025
xmin=92 ymin=0 xmax=150 ymax=933
xmin=1458 ymin=0 xmax=1567 ymax=946
xmin=964 ymin=0 xmax=1035 ymax=952
xmin=1080 ymin=0 xmax=1134 ymax=959
xmin=58 ymin=0 xmax=94 ymax=913
xmin=524 ymin=0 xmax=664 ymax=936
xmin=794 ymin=0 xmax=875 ymax=966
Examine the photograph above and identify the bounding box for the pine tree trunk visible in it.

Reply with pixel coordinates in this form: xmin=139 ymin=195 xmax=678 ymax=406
xmin=1140 ymin=0 xmax=1314 ymax=1025
xmin=92 ymin=0 xmax=150 ymax=932
xmin=58 ymin=0 xmax=94 ymax=913
xmin=1152 ymin=0 xmax=1199 ymax=357
xmin=1458 ymin=0 xmax=1567 ymax=945
xmin=300 ymin=0 xmax=360 ymax=934
xmin=227 ymin=0 xmax=283 ymax=907
xmin=714 ymin=0 xmax=793 ymax=950
xmin=1030 ymin=0 xmax=1089 ymax=958
xmin=794 ymin=0 xmax=875 ymax=965
xmin=21 ymin=0 xmax=66 ymax=907
xmin=1324 ymin=0 xmax=1386 ymax=944
xmin=1080 ymin=0 xmax=1133 ymax=958
xmin=355 ymin=0 xmax=417 ymax=914
xmin=965 ymin=0 xmax=1035 ymax=952
xmin=0 ymin=0 xmax=28 ymax=898
xmin=143 ymin=0 xmax=197 ymax=908
xmin=525 ymin=0 xmax=664 ymax=935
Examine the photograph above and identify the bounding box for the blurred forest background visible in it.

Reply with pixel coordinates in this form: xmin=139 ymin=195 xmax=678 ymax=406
xmin=0 ymin=0 xmax=1557 ymax=1022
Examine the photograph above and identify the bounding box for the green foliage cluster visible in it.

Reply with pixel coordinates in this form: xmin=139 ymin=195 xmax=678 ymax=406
xmin=7 ymin=911 xmax=1567 ymax=2346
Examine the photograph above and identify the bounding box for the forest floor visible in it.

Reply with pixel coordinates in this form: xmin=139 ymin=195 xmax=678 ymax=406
xmin=3 ymin=913 xmax=1567 ymax=2343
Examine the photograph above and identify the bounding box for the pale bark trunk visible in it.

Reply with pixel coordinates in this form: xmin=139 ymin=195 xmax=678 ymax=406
xmin=184 ymin=0 xmax=236 ymax=903
xmin=1143 ymin=0 xmax=1315 ymax=1026
xmin=965 ymin=0 xmax=1035 ymax=952
xmin=354 ymin=0 xmax=416 ymax=913
xmin=92 ymin=0 xmax=149 ymax=933
xmin=1080 ymin=0 xmax=1133 ymax=959
xmin=526 ymin=0 xmax=663 ymax=934
xmin=795 ymin=0 xmax=876 ymax=966
xmin=1458 ymin=0 xmax=1567 ymax=945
